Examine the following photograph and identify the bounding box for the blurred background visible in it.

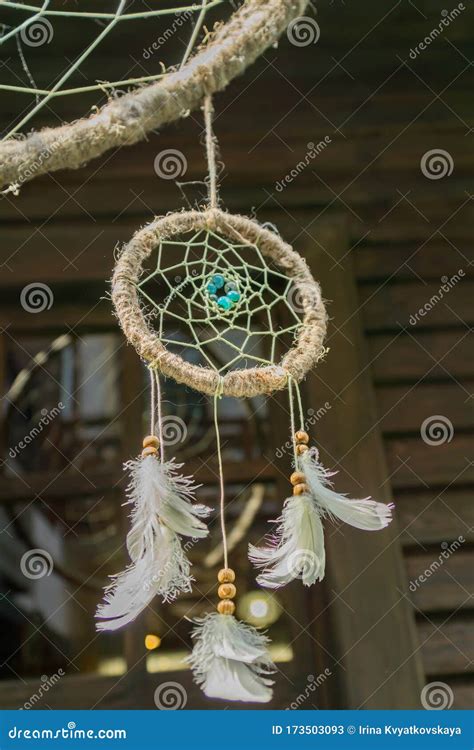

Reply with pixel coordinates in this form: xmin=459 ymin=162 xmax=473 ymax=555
xmin=0 ymin=0 xmax=472 ymax=710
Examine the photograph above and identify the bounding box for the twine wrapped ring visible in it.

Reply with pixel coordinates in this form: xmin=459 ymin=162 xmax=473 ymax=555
xmin=112 ymin=208 xmax=327 ymax=398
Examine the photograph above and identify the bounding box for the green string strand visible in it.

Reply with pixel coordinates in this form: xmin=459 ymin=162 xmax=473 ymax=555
xmin=213 ymin=381 xmax=228 ymax=569
xmin=288 ymin=376 xmax=299 ymax=469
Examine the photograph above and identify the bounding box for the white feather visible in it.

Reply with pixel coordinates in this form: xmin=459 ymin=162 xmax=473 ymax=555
xmin=125 ymin=456 xmax=209 ymax=560
xmin=249 ymin=494 xmax=325 ymax=588
xmin=96 ymin=525 xmax=191 ymax=631
xmin=188 ymin=613 xmax=275 ymax=703
xmin=301 ymin=448 xmax=394 ymax=531
xmin=96 ymin=454 xmax=209 ymax=631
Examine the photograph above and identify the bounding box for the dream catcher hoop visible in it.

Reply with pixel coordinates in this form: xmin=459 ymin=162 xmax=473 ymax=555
xmin=96 ymin=96 xmax=394 ymax=703
xmin=112 ymin=208 xmax=326 ymax=398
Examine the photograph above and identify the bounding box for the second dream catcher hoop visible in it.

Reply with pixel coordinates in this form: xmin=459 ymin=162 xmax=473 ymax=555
xmin=96 ymin=96 xmax=394 ymax=703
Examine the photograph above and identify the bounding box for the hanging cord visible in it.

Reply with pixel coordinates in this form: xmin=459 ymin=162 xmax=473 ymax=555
xmin=203 ymin=94 xmax=218 ymax=210
xmin=288 ymin=376 xmax=299 ymax=468
xmin=213 ymin=380 xmax=228 ymax=568
xmin=154 ymin=369 xmax=165 ymax=464
xmin=149 ymin=366 xmax=156 ymax=436
xmin=293 ymin=379 xmax=306 ymax=432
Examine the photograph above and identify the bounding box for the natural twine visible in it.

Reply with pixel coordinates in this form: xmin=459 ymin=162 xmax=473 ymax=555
xmin=0 ymin=0 xmax=307 ymax=191
xmin=112 ymin=208 xmax=327 ymax=399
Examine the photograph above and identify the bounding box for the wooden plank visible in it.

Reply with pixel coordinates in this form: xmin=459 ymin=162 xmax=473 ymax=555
xmin=354 ymin=203 xmax=474 ymax=244
xmin=0 ymin=664 xmax=306 ymax=710
xmin=451 ymin=680 xmax=474 ymax=709
xmin=1 ymin=225 xmax=120 ymax=286
xmin=0 ymin=460 xmax=277 ymax=503
xmin=355 ymin=243 xmax=474 ymax=282
xmin=418 ymin=618 xmax=474 ymax=676
xmin=295 ymin=213 xmax=424 ymax=708
xmin=360 ymin=280 xmax=474 ymax=331
xmin=397 ymin=491 xmax=474 ymax=545
xmin=386 ymin=435 xmax=474 ymax=489
xmin=3 ymin=301 xmax=114 ymax=332
xmin=406 ymin=551 xmax=473 ymax=612
xmin=368 ymin=331 xmax=474 ymax=383
xmin=375 ymin=383 xmax=474 ymax=434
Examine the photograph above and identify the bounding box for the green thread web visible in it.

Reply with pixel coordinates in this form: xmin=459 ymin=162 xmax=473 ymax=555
xmin=136 ymin=227 xmax=303 ymax=376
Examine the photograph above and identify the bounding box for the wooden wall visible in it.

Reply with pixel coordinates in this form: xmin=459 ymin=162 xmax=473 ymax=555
xmin=1 ymin=0 xmax=472 ymax=708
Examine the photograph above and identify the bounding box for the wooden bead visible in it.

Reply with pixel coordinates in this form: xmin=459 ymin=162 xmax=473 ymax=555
xmin=143 ymin=435 xmax=159 ymax=448
xmin=293 ymin=483 xmax=308 ymax=496
xmin=141 ymin=446 xmax=158 ymax=457
xmin=217 ymin=568 xmax=235 ymax=583
xmin=296 ymin=443 xmax=309 ymax=455
xmin=217 ymin=599 xmax=235 ymax=616
xmin=218 ymin=583 xmax=236 ymax=600
xmin=290 ymin=471 xmax=306 ymax=486
xmin=295 ymin=430 xmax=309 ymax=444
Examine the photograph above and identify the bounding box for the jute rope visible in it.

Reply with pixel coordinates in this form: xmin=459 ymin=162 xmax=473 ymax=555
xmin=0 ymin=0 xmax=307 ymax=191
xmin=111 ymin=208 xmax=327 ymax=398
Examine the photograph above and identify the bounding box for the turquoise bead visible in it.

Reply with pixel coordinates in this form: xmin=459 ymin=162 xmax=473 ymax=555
xmin=217 ymin=295 xmax=233 ymax=311
xmin=212 ymin=274 xmax=225 ymax=289
xmin=207 ymin=282 xmax=217 ymax=295
xmin=227 ymin=290 xmax=240 ymax=303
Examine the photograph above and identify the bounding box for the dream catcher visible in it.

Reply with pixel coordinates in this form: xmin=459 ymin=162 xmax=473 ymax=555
xmin=1 ymin=0 xmax=393 ymax=705
xmin=95 ymin=96 xmax=394 ymax=702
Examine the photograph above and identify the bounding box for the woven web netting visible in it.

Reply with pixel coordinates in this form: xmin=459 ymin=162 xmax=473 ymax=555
xmin=137 ymin=227 xmax=303 ymax=375
xmin=0 ymin=0 xmax=232 ymax=140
